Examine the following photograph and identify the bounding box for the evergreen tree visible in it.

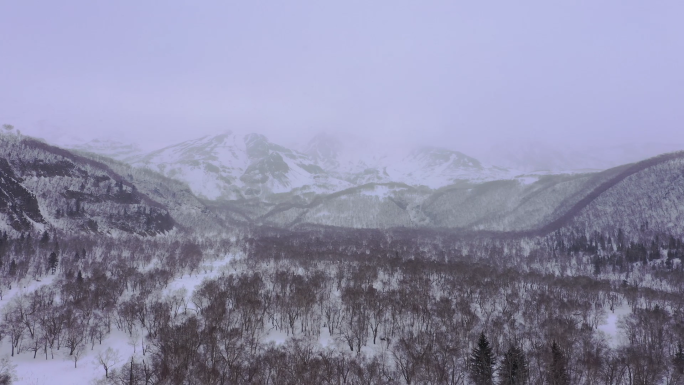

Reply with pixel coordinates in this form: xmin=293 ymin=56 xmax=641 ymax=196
xmin=470 ymin=332 xmax=495 ymax=385
xmin=592 ymin=257 xmax=601 ymax=276
xmin=499 ymin=343 xmax=528 ymax=385
xmin=674 ymin=343 xmax=684 ymax=376
xmin=548 ymin=341 xmax=569 ymax=385
xmin=8 ymin=260 xmax=16 ymax=277
xmin=76 ymin=270 xmax=84 ymax=284
xmin=40 ymin=230 xmax=49 ymax=244
xmin=48 ymin=252 xmax=59 ymax=274
xmin=617 ymin=229 xmax=625 ymax=251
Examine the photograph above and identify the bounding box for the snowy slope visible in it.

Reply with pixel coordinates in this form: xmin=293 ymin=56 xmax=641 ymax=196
xmin=133 ymin=131 xmax=353 ymax=200
xmin=388 ymin=147 xmax=515 ymax=188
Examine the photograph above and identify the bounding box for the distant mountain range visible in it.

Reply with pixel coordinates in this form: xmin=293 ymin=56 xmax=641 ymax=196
xmin=70 ymin=131 xmax=528 ymax=200
xmin=2 ymin=130 xmax=683 ymax=240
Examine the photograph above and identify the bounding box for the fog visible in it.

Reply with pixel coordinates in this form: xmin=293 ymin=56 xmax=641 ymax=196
xmin=1 ymin=1 xmax=683 ymax=169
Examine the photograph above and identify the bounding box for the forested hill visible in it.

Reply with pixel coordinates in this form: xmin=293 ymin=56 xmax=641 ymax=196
xmin=0 ymin=134 xmax=175 ymax=236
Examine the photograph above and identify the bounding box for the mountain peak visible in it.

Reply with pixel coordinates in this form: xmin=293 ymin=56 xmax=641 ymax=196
xmin=244 ymin=133 xmax=273 ymax=160
xmin=304 ymin=133 xmax=343 ymax=170
xmin=244 ymin=132 xmax=268 ymax=144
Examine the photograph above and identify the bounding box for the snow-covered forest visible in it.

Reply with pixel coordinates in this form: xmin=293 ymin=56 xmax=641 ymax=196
xmin=0 ymin=221 xmax=684 ymax=384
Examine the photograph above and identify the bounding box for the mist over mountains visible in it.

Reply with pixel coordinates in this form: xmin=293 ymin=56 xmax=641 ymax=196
xmin=0 ymin=129 xmax=654 ymax=236
xmin=483 ymin=140 xmax=684 ymax=173
xmin=0 ymin=127 xmax=681 ymax=238
xmin=69 ymin=131 xmax=517 ymax=200
xmin=69 ymin=130 xmax=684 ymax=177
xmin=69 ymin=130 xmax=683 ymax=199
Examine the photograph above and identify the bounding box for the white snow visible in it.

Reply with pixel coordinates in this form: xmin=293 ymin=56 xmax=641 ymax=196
xmin=597 ymin=304 xmax=631 ymax=348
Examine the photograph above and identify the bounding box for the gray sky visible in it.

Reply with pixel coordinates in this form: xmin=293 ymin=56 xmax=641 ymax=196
xmin=1 ymin=1 xmax=683 ymax=162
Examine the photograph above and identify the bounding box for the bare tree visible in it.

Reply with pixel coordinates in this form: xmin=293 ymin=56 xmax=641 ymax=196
xmin=95 ymin=347 xmax=121 ymax=378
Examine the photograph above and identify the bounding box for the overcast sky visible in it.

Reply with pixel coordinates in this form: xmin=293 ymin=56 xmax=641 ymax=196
xmin=1 ymin=1 xmax=683 ymax=163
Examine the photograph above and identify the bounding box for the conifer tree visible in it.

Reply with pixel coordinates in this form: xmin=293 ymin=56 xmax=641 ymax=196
xmin=8 ymin=260 xmax=16 ymax=277
xmin=548 ymin=341 xmax=569 ymax=385
xmin=48 ymin=252 xmax=58 ymax=274
xmin=674 ymin=342 xmax=684 ymax=376
xmin=499 ymin=343 xmax=528 ymax=385
xmin=470 ymin=332 xmax=495 ymax=385
xmin=40 ymin=230 xmax=49 ymax=244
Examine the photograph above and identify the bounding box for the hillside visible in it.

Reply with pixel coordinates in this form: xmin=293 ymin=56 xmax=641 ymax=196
xmin=219 ymin=151 xmax=684 ymax=240
xmin=0 ymin=134 xmax=175 ymax=236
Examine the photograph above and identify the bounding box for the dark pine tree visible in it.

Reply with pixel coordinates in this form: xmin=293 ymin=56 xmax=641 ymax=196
xmin=548 ymin=341 xmax=569 ymax=385
xmin=76 ymin=270 xmax=84 ymax=284
xmin=48 ymin=252 xmax=59 ymax=274
xmin=499 ymin=343 xmax=528 ymax=385
xmin=40 ymin=230 xmax=50 ymax=244
xmin=8 ymin=260 xmax=16 ymax=277
xmin=470 ymin=332 xmax=495 ymax=385
xmin=674 ymin=343 xmax=684 ymax=376
xmin=617 ymin=228 xmax=625 ymax=251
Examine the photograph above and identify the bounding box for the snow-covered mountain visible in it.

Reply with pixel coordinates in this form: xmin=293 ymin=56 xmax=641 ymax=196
xmin=4 ymin=130 xmax=684 ymax=235
xmin=69 ymin=131 xmax=547 ymax=201
xmin=129 ymin=132 xmax=353 ymax=200
xmin=303 ymin=133 xmax=517 ymax=188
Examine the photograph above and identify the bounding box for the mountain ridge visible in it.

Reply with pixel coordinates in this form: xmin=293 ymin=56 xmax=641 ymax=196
xmin=1 ymin=131 xmax=678 ymax=241
xmin=74 ymin=131 xmax=525 ymax=200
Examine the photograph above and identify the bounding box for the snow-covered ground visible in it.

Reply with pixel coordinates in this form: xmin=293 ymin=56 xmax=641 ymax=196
xmin=4 ymin=329 xmax=132 ymax=385
xmin=2 ymin=255 xmax=240 ymax=385
xmin=597 ymin=304 xmax=631 ymax=348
